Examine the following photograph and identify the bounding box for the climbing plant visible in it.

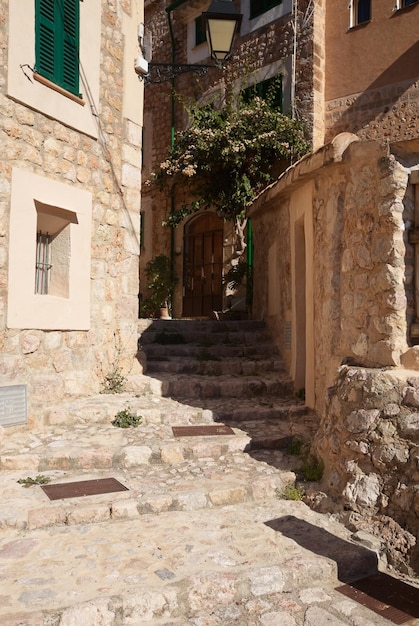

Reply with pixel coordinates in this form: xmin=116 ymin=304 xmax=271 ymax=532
xmin=151 ymin=90 xmax=309 ymax=229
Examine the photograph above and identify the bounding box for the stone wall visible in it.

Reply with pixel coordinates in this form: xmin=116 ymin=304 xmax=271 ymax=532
xmin=0 ymin=0 xmax=143 ymax=425
xmin=325 ymin=80 xmax=419 ymax=146
xmin=250 ymin=135 xmax=415 ymax=413
xmin=313 ymin=365 xmax=419 ymax=571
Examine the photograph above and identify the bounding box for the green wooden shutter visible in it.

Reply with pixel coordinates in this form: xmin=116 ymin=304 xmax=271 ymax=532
xmin=35 ymin=0 xmax=80 ymax=97
xmin=36 ymin=0 xmax=56 ymax=83
xmin=61 ymin=0 xmax=80 ymax=95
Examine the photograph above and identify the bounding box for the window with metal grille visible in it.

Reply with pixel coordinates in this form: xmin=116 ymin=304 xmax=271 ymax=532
xmin=35 ymin=0 xmax=81 ymax=97
xmin=250 ymin=0 xmax=282 ymax=20
xmin=35 ymin=231 xmax=52 ymax=294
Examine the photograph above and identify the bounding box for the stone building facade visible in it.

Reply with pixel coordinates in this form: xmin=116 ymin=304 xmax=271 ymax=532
xmin=141 ymin=0 xmax=317 ymax=318
xmin=0 ymin=0 xmax=145 ymax=427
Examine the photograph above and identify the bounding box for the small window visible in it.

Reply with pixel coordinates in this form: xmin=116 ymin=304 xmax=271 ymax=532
xmin=35 ymin=0 xmax=81 ymax=97
xmin=242 ymin=75 xmax=283 ymax=111
xmin=250 ymin=0 xmax=282 ymax=19
xmin=351 ymin=0 xmax=371 ymax=26
xmin=401 ymin=0 xmax=418 ymax=6
xmin=195 ymin=15 xmax=206 ymax=47
xmin=35 ymin=202 xmax=76 ymax=298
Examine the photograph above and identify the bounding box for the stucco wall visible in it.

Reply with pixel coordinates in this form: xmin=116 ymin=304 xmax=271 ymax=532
xmin=0 ymin=0 xmax=144 ymax=425
xmin=250 ymin=134 xmax=415 ymax=414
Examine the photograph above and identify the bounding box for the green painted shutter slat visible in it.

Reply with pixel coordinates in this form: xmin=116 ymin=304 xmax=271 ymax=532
xmin=36 ymin=0 xmax=56 ymax=82
xmin=61 ymin=0 xmax=80 ymax=95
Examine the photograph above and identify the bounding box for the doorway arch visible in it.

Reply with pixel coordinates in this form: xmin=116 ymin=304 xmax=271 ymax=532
xmin=183 ymin=213 xmax=224 ymax=317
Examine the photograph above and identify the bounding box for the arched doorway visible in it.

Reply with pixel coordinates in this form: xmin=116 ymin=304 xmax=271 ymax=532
xmin=183 ymin=213 xmax=224 ymax=317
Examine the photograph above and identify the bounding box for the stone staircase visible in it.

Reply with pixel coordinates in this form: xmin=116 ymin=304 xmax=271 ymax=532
xmin=0 ymin=319 xmax=393 ymax=625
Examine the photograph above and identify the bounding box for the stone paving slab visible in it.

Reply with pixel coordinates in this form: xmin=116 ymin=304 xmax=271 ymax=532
xmin=0 ymin=499 xmax=395 ymax=625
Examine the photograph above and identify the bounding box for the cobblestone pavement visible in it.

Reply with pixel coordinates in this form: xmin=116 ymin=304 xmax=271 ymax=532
xmin=1 ymin=320 xmax=418 ymax=625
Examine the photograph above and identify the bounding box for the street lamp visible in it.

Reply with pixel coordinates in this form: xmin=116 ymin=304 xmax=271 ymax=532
xmin=138 ymin=0 xmax=242 ymax=84
xmin=203 ymin=0 xmax=242 ymax=62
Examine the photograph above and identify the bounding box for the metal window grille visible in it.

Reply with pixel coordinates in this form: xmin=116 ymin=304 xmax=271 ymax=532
xmin=35 ymin=231 xmax=52 ymax=294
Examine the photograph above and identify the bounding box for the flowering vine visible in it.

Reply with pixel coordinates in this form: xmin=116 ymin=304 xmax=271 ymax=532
xmin=151 ymin=91 xmax=309 ymax=228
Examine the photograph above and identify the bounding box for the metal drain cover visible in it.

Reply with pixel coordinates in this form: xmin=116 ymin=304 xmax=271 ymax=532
xmin=41 ymin=478 xmax=128 ymax=501
xmin=336 ymin=572 xmax=419 ymax=624
xmin=172 ymin=425 xmax=234 ymax=437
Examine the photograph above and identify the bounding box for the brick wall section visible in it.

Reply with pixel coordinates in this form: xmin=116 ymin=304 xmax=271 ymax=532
xmin=0 ymin=0 xmax=142 ymax=424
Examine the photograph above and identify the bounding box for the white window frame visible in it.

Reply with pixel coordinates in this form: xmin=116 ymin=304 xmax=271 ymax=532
xmin=7 ymin=168 xmax=92 ymax=330
xmin=349 ymin=0 xmax=371 ymax=28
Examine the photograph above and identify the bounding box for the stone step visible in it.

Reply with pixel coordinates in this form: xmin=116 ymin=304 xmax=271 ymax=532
xmin=139 ymin=329 xmax=276 ymax=346
xmin=146 ymin=356 xmax=284 ymax=375
xmin=0 ymin=499 xmax=380 ymax=624
xmin=0 ymin=420 xmax=250 ymax=471
xmin=1 ymin=405 xmax=316 ymax=473
xmin=147 ymin=373 xmax=294 ymax=399
xmin=39 ymin=391 xmax=307 ymax=427
xmin=138 ymin=319 xmax=267 ymax=335
xmin=0 ymin=456 xmax=296 ymax=530
xmin=140 ymin=342 xmax=279 ymax=359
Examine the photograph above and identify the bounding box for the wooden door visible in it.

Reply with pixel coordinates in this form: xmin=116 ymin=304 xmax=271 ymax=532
xmin=183 ymin=213 xmax=224 ymax=317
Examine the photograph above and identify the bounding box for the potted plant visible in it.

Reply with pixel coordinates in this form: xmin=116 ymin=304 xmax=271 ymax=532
xmin=141 ymin=255 xmax=178 ymax=319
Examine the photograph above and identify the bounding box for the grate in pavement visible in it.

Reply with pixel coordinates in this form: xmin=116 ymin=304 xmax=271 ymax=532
xmin=172 ymin=425 xmax=235 ymax=437
xmin=336 ymin=572 xmax=419 ymax=624
xmin=41 ymin=478 xmax=129 ymax=501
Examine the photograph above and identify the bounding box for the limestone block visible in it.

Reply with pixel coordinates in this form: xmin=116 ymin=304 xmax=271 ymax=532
xmin=123 ymin=590 xmax=178 ymax=621
xmin=304 ymin=606 xmax=347 ymax=626
xmin=21 ymin=330 xmax=43 ymax=354
xmin=111 ymin=499 xmax=141 ymax=520
xmin=208 ymin=487 xmax=247 ymax=506
xmin=121 ymin=163 xmax=140 ymax=189
xmin=368 ymin=340 xmax=400 ymax=367
xmin=28 ymin=507 xmax=67 ymax=529
xmin=402 ymin=386 xmax=419 ymax=407
xmin=345 ymin=409 xmax=379 ymax=434
xmin=66 ymin=504 xmax=111 ymax=525
xmin=191 ymin=442 xmax=222 ymax=458
xmin=401 ymin=347 xmax=419 ymax=370
xmin=139 ymin=494 xmax=172 ymax=513
xmin=161 ymin=444 xmax=185 ymax=464
xmin=0 ymin=454 xmax=40 ymax=470
xmin=261 ymin=611 xmax=296 ymax=626
xmin=126 ymin=120 xmax=142 ymax=146
xmin=59 ymin=599 xmax=118 ymax=626
xmin=121 ymin=445 xmax=152 ymax=467
xmin=352 ymin=333 xmax=368 ymax=359
xmin=343 ymin=473 xmax=381 ymax=509
xmin=188 ymin=573 xmax=236 ymax=611
xmin=172 ymin=490 xmax=207 ymax=511
xmin=371 ymin=443 xmax=409 ymax=468
xmin=249 ymin=566 xmax=285 ymax=596
xmin=398 ymin=412 xmax=419 ymax=439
